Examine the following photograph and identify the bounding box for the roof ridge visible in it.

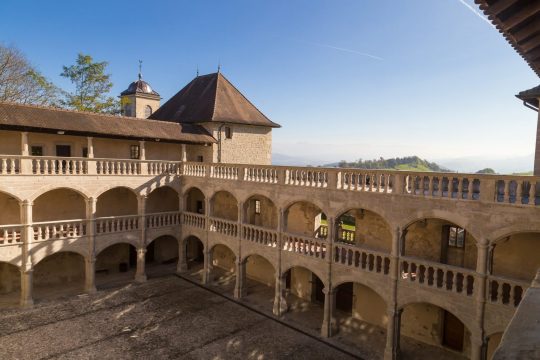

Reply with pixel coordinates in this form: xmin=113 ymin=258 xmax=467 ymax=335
xmin=217 ymin=73 xmax=279 ymax=127
xmin=210 ymin=73 xmax=220 ymax=121
xmin=0 ymin=101 xmax=183 ymax=126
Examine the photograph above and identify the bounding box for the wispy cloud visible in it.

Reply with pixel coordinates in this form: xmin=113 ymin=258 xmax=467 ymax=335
xmin=300 ymin=40 xmax=384 ymax=61
xmin=457 ymin=0 xmax=494 ymax=27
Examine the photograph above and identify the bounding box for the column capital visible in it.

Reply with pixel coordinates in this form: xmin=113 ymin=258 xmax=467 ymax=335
xmin=21 ymin=263 xmax=33 ymax=273
xmin=137 ymin=247 xmax=147 ymax=255
xmin=322 ymin=286 xmax=336 ymax=296
xmin=19 ymin=199 xmax=33 ymax=207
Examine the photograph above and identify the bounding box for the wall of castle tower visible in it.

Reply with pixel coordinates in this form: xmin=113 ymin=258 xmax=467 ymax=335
xmin=185 ymin=144 xmax=214 ymax=163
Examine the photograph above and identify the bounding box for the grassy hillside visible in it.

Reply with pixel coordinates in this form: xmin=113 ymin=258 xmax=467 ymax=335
xmin=333 ymin=156 xmax=450 ymax=172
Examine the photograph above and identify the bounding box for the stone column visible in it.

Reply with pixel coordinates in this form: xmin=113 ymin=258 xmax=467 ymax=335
xmin=139 ymin=140 xmax=146 ymax=160
xmin=19 ymin=200 xmax=33 ymax=307
xmin=181 ymin=144 xmax=187 ymax=162
xmin=202 ymin=197 xmax=211 ymax=284
xmin=471 ymin=242 xmax=489 ymax=360
xmin=534 ymin=102 xmax=540 ymax=176
xmin=135 ymin=247 xmax=147 ymax=282
xmin=321 ymin=286 xmax=337 ymax=338
xmin=234 ymin=260 xmax=246 ymax=299
xmin=273 ymin=208 xmax=287 ymax=315
xmin=202 ymin=248 xmax=213 ymax=284
xmin=177 ymin=194 xmax=187 ymax=273
xmin=384 ymin=308 xmax=403 ymax=360
xmin=20 ymin=132 xmax=32 ymax=174
xmin=85 ymin=197 xmax=97 ymax=293
xmin=86 ymin=137 xmax=96 ymax=174
xmin=384 ymin=227 xmax=401 ymax=359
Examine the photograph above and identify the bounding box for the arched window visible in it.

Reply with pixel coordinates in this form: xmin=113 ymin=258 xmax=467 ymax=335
xmin=144 ymin=105 xmax=153 ymax=118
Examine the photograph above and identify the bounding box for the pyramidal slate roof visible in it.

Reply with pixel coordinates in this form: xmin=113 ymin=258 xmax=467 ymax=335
xmin=149 ymin=72 xmax=280 ymax=128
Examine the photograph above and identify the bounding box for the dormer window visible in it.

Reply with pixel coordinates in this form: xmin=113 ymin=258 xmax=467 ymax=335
xmin=144 ymin=105 xmax=152 ymax=118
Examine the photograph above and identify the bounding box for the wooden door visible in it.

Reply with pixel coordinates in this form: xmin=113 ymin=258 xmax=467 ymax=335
xmin=443 ymin=311 xmax=464 ymax=351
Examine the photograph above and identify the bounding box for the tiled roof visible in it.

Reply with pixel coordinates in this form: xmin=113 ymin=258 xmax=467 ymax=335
xmin=0 ymin=102 xmax=215 ymax=144
xmin=516 ymin=84 xmax=540 ymax=108
xmin=150 ymin=72 xmax=280 ymax=128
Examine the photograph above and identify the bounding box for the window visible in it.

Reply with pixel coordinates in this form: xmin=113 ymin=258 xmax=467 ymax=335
xmin=224 ymin=126 xmax=232 ymax=139
xmin=31 ymin=146 xmax=43 ymax=156
xmin=254 ymin=200 xmax=261 ymax=214
xmin=197 ymin=155 xmax=204 ymax=162
xmin=196 ymin=200 xmax=204 ymax=214
xmin=144 ymin=105 xmax=152 ymax=118
xmin=448 ymin=226 xmax=465 ymax=248
xmin=82 ymin=147 xmax=88 ymax=158
xmin=130 ymin=145 xmax=140 ymax=159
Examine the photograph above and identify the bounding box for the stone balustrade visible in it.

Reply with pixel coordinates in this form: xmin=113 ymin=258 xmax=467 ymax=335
xmin=146 ymin=212 xmax=181 ymax=228
xmin=334 ymin=241 xmax=390 ymax=275
xmin=95 ymin=215 xmax=140 ymax=234
xmin=33 ymin=220 xmax=87 ymax=241
xmin=181 ymin=212 xmax=205 ymax=230
xmin=241 ymin=224 xmax=278 ymax=247
xmin=487 ymin=274 xmax=529 ymax=307
xmin=32 ymin=157 xmax=88 ymax=175
xmin=282 ymin=232 xmax=327 ymax=259
xmin=400 ymin=256 xmax=476 ymax=296
xmin=209 ymin=217 xmax=238 ymax=237
xmin=0 ymin=225 xmax=22 ymax=245
xmin=0 ymin=156 xmax=20 ymax=175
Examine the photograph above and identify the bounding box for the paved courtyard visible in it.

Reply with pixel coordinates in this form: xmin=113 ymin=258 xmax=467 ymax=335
xmin=0 ymin=274 xmax=355 ymax=360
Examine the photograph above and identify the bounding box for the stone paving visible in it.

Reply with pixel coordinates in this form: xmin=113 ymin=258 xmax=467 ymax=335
xmin=0 ymin=275 xmax=355 ymax=360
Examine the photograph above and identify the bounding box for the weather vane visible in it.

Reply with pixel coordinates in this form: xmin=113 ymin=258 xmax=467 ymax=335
xmin=138 ymin=60 xmax=143 ymax=80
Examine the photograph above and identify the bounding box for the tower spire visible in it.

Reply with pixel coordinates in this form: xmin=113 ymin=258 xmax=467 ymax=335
xmin=217 ymin=60 xmax=221 ymax=73
xmin=138 ymin=60 xmax=142 ymax=80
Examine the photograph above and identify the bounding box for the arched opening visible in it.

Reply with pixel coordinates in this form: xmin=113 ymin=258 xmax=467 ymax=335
xmin=96 ymin=187 xmax=138 ymax=217
xmin=0 ymin=262 xmax=20 ymax=307
xmin=487 ymin=332 xmax=503 ymax=360
xmin=209 ymin=244 xmax=236 ymax=291
xmin=34 ymin=252 xmax=85 ymax=301
xmin=0 ymin=191 xmax=20 ymax=225
xmin=331 ymin=282 xmax=388 ymax=357
xmin=285 ymin=201 xmax=327 ymax=238
xmin=281 ymin=266 xmax=325 ymax=331
xmin=243 ymin=195 xmax=277 ymax=229
xmin=399 ymin=302 xmax=471 ymax=359
xmin=95 ymin=243 xmax=137 ymax=289
xmin=185 ymin=236 xmax=204 ymax=269
xmin=145 ymin=235 xmax=178 ymax=278
xmin=33 ymin=188 xmax=86 ymax=222
xmin=336 ymin=208 xmax=392 ymax=251
xmin=146 ymin=186 xmax=179 ymax=214
xmin=403 ymin=218 xmax=477 ymax=270
xmin=242 ymin=254 xmax=276 ymax=312
xmin=491 ymin=232 xmax=540 ymax=281
xmin=211 ymin=191 xmax=238 ymax=221
xmin=184 ymin=187 xmax=205 ymax=214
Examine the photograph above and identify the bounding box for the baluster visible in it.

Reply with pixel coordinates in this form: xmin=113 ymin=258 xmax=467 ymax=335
xmin=530 ymin=182 xmax=537 ymax=206
xmin=503 ymin=181 xmax=510 ymax=203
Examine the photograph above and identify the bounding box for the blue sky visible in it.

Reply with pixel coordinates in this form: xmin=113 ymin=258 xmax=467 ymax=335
xmin=0 ymin=0 xmax=538 ymax=170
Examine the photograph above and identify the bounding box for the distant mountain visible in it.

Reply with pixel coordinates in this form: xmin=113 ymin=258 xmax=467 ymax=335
xmin=327 ymin=156 xmax=451 ymax=172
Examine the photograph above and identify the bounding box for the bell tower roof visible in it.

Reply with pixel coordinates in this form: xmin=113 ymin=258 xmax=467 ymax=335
xmin=120 ymin=61 xmax=160 ymax=98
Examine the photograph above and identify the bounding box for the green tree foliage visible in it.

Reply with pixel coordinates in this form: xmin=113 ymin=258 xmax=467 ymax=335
xmin=476 ymin=168 xmax=496 ymax=174
xmin=0 ymin=44 xmax=61 ymax=106
xmin=61 ymin=53 xmax=119 ymax=114
xmin=336 ymin=156 xmax=449 ymax=172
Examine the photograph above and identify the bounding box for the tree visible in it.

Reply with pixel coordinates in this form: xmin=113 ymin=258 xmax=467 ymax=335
xmin=61 ymin=53 xmax=119 ymax=114
xmin=0 ymin=44 xmax=61 ymax=106
xmin=476 ymin=168 xmax=496 ymax=174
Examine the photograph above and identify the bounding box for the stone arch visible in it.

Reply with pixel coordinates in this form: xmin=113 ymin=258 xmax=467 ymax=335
xmin=96 ymin=186 xmax=138 ymax=217
xmin=335 ymin=206 xmax=393 ymax=252
xmin=184 ymin=187 xmax=206 ymax=214
xmin=146 ymin=235 xmax=179 ymax=265
xmin=334 ymin=204 xmax=393 ymax=230
xmin=332 ymin=277 xmax=388 ymax=307
xmin=243 ymin=194 xmax=278 ymax=229
xmin=210 ymin=242 xmax=238 ymax=260
xmin=183 ymin=235 xmax=205 ymax=269
xmin=0 ymin=261 xmax=21 ymax=302
xmin=284 ymin=200 xmax=328 ymax=238
xmin=489 ymin=231 xmax=540 ymax=281
xmin=29 ymin=185 xmax=90 ymax=203
xmin=93 ymin=184 xmax=138 ymax=199
xmin=0 ymin=187 xmax=22 ymax=203
xmin=490 ymin=225 xmax=540 ymax=245
xmin=281 ymin=264 xmax=327 ymax=290
xmin=0 ymin=190 xmax=21 ymax=225
xmin=95 ymin=242 xmax=137 ymax=279
xmin=400 ymin=210 xmax=482 ymax=244
xmin=33 ymin=251 xmax=86 ymax=296
xmin=95 ymin=238 xmax=140 ymax=257
xmin=210 ymin=190 xmax=238 ymax=221
xmin=281 ymin=198 xmax=328 ymax=217
xmin=241 ymin=253 xmax=276 ymax=285
xmin=33 ymin=188 xmax=87 ymax=222
xmin=146 ymin=186 xmax=179 ymax=214
xmin=31 ymin=244 xmax=88 ymax=265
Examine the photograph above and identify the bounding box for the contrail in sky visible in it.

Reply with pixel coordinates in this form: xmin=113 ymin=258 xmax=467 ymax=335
xmin=457 ymin=0 xmax=494 ymax=27
xmin=312 ymin=42 xmax=384 ymax=61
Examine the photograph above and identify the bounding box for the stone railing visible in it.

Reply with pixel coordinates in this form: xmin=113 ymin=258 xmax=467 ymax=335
xmin=0 ymin=156 xmax=20 ymax=175
xmin=334 ymin=242 xmax=390 ymax=275
xmin=399 ymin=256 xmax=476 ymax=297
xmin=146 ymin=211 xmax=181 ymax=228
xmin=95 ymin=215 xmax=139 ymax=234
xmin=242 ymin=224 xmax=278 ymax=247
xmin=487 ymin=274 xmax=529 ymax=308
xmin=0 ymin=225 xmax=22 ymax=245
xmin=209 ymin=217 xmax=238 ymax=237
xmin=33 ymin=220 xmax=87 ymax=241
xmin=182 ymin=212 xmax=206 ymax=230
xmin=282 ymin=232 xmax=327 ymax=259
xmin=1 ymin=155 xmax=539 ymax=207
